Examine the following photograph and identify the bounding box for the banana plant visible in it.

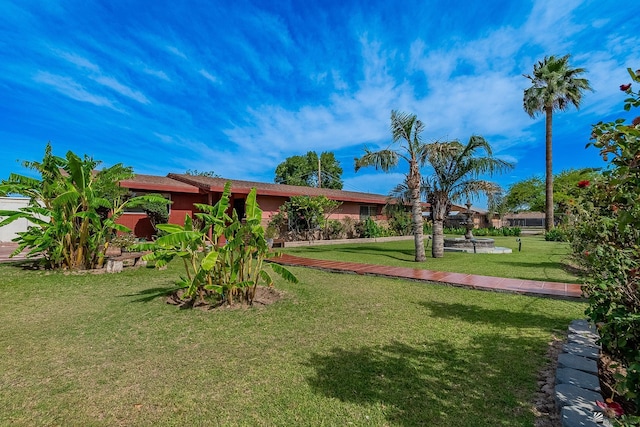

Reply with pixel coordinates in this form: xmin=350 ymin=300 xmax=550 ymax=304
xmin=138 ymin=182 xmax=298 ymax=306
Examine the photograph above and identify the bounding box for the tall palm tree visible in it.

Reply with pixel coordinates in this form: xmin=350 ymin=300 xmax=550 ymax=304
xmin=423 ymin=136 xmax=514 ymax=258
xmin=355 ymin=110 xmax=430 ymax=262
xmin=523 ymin=54 xmax=591 ymax=231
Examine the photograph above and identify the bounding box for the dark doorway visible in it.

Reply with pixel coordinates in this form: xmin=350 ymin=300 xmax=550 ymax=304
xmin=233 ymin=198 xmax=245 ymax=220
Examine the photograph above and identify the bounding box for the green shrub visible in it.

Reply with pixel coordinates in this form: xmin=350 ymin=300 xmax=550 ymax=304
xmin=545 ymin=228 xmax=568 ymax=242
xmin=568 ymin=66 xmax=640 ymax=416
xmin=325 ymin=220 xmax=344 ymax=239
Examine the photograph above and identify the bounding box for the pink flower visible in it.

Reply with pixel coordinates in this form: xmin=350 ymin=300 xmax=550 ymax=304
xmin=577 ymin=180 xmax=590 ymax=188
xmin=620 ymin=83 xmax=632 ymax=91
xmin=596 ymin=400 xmax=624 ymax=418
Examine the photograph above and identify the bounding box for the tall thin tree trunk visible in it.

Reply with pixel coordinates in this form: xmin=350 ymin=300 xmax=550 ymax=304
xmin=545 ymin=107 xmax=554 ymax=231
xmin=432 ymin=219 xmax=444 ymax=258
xmin=410 ymin=181 xmax=426 ymax=262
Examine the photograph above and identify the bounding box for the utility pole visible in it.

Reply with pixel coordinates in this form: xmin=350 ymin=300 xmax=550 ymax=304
xmin=318 ymin=153 xmax=322 ymax=188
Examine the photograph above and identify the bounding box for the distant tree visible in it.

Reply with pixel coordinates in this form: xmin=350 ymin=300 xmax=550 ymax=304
xmin=186 ymin=169 xmax=220 ymax=178
xmin=523 ymin=54 xmax=592 ymax=231
xmin=275 ymin=151 xmax=343 ymax=189
xmin=355 ymin=110 xmax=429 ymax=262
xmin=504 ymin=177 xmax=545 ymax=212
xmin=503 ymin=168 xmax=600 ymax=213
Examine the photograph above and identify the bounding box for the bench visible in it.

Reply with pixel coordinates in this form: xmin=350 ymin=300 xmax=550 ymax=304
xmin=106 ymin=251 xmax=150 ymax=273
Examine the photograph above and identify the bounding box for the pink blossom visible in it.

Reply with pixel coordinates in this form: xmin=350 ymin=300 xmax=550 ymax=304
xmin=620 ymin=83 xmax=632 ymax=91
xmin=596 ymin=400 xmax=624 ymax=418
xmin=577 ymin=180 xmax=590 ymax=188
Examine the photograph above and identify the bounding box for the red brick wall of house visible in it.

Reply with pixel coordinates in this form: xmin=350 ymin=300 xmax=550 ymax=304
xmin=117 ymin=193 xmax=209 ymax=240
xmin=168 ymin=193 xmax=209 ymax=225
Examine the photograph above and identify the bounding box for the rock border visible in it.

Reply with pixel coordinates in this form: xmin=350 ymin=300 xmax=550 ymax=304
xmin=556 ymin=319 xmax=612 ymax=427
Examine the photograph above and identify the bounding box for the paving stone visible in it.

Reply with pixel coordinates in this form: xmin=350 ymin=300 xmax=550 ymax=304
xmin=561 ymin=405 xmax=612 ymax=427
xmin=567 ymin=333 xmax=600 ymax=348
xmin=555 ymin=383 xmax=602 ymax=410
xmin=558 ymin=353 xmax=598 ymax=375
xmin=569 ymin=319 xmax=598 ymax=339
xmin=562 ymin=342 xmax=600 ymax=360
xmin=556 ymin=368 xmax=601 ymax=392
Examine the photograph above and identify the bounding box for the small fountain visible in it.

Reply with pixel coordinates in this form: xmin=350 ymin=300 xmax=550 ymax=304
xmin=443 ymin=202 xmax=511 ymax=254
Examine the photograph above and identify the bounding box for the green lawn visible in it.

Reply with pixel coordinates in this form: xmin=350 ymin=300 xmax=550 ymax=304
xmin=0 ymin=258 xmax=585 ymax=426
xmin=283 ymin=235 xmax=580 ymax=283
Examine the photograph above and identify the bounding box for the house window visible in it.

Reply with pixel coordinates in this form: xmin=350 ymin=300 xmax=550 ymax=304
xmin=360 ymin=205 xmax=377 ymax=220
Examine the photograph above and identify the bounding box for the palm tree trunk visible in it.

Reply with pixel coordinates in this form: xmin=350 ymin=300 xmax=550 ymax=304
xmin=410 ymin=185 xmax=426 ymax=262
xmin=432 ymin=219 xmax=444 ymax=258
xmin=545 ymin=107 xmax=554 ymax=231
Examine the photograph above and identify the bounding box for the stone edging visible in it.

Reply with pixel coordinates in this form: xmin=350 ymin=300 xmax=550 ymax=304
xmin=556 ymin=319 xmax=612 ymax=427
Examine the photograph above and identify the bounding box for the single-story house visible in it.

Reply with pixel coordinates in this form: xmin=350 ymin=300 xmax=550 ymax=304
xmin=502 ymin=211 xmax=546 ymax=228
xmin=118 ymin=173 xmax=402 ymax=240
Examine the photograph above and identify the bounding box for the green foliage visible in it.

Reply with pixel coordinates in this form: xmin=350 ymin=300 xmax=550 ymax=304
xmin=421 ymin=136 xmax=514 ymax=258
xmin=504 ymin=177 xmax=545 ymax=212
xmin=324 ymin=220 xmax=345 ymax=239
xmin=278 ymin=195 xmax=341 ymax=240
xmin=473 ymin=227 xmax=522 ymax=237
xmin=504 ymin=169 xmax=601 ymax=214
xmin=355 ymin=110 xmax=429 ymax=262
xmin=275 ymin=151 xmax=343 ymax=189
xmin=568 ymin=67 xmax=640 ymax=414
xmin=185 ymin=169 xmax=220 ymax=178
xmin=544 ymin=228 xmax=568 ymax=242
xmin=385 ymin=206 xmax=413 ymax=236
xmin=140 ymin=197 xmax=170 ymax=229
xmin=136 ymin=183 xmax=298 ymax=306
xmin=0 ymin=144 xmax=170 ymax=269
xmin=358 ymin=217 xmax=391 ymax=238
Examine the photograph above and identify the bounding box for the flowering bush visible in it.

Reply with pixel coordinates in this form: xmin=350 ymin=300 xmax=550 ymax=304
xmin=569 ymin=67 xmax=640 ymax=418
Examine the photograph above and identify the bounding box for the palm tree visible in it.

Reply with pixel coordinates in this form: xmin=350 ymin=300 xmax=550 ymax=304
xmin=523 ymin=54 xmax=591 ymax=231
xmin=422 ymin=136 xmax=514 ymax=258
xmin=355 ymin=110 xmax=430 ymax=262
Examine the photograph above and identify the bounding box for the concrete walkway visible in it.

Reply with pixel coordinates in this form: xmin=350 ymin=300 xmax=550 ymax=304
xmin=0 ymin=243 xmax=30 ymax=263
xmin=271 ymin=253 xmax=584 ymax=300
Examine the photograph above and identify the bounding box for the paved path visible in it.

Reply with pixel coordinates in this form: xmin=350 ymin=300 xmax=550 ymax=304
xmin=271 ymin=253 xmax=584 ymax=300
xmin=1 ymin=243 xmax=583 ymax=299
xmin=0 ymin=243 xmax=30 ymax=263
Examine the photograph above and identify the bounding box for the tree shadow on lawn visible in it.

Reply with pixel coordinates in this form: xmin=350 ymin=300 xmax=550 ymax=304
xmin=417 ymin=299 xmax=574 ymax=330
xmin=119 ymin=285 xmax=184 ymax=303
xmin=305 ymin=334 xmax=542 ymax=426
xmin=491 ymin=260 xmax=582 ymax=282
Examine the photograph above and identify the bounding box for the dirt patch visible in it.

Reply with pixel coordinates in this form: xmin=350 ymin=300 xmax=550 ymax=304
xmin=532 ymin=334 xmax=564 ymax=427
xmin=167 ymin=286 xmax=285 ymax=310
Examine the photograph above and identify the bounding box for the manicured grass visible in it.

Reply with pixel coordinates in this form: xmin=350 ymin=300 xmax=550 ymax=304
xmin=283 ymin=235 xmax=580 ymax=283
xmin=0 ymin=260 xmax=585 ymax=426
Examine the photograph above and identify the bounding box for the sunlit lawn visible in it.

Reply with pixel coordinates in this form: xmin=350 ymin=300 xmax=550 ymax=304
xmin=0 ymin=255 xmax=585 ymax=426
xmin=282 ymin=235 xmax=580 ymax=283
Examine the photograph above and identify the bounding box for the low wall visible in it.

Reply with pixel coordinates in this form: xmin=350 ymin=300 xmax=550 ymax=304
xmin=0 ymin=197 xmax=31 ymax=242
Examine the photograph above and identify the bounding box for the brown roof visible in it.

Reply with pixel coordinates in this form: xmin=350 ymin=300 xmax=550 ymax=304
xmin=167 ymin=173 xmax=393 ymax=205
xmin=119 ymin=174 xmax=202 ymax=193
xmin=503 ymin=211 xmax=545 ymax=219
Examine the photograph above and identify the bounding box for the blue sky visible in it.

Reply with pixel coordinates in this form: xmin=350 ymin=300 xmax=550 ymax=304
xmin=1 ymin=0 xmax=638 ymax=207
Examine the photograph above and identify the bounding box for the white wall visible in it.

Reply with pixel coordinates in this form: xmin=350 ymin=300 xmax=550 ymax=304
xmin=0 ymin=197 xmax=31 ymax=242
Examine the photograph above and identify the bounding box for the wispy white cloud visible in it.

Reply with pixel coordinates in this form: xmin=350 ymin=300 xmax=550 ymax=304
xmin=199 ymin=69 xmax=220 ymax=85
xmin=32 ymin=71 xmax=117 ymax=109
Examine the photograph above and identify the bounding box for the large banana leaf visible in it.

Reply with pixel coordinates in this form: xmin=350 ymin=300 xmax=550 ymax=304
xmin=156 ymin=223 xmax=185 ymax=234
xmin=244 ymin=188 xmax=262 ymax=222
xmin=269 ymin=263 xmax=299 ymax=284
xmin=155 ymin=231 xmax=202 ymax=248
